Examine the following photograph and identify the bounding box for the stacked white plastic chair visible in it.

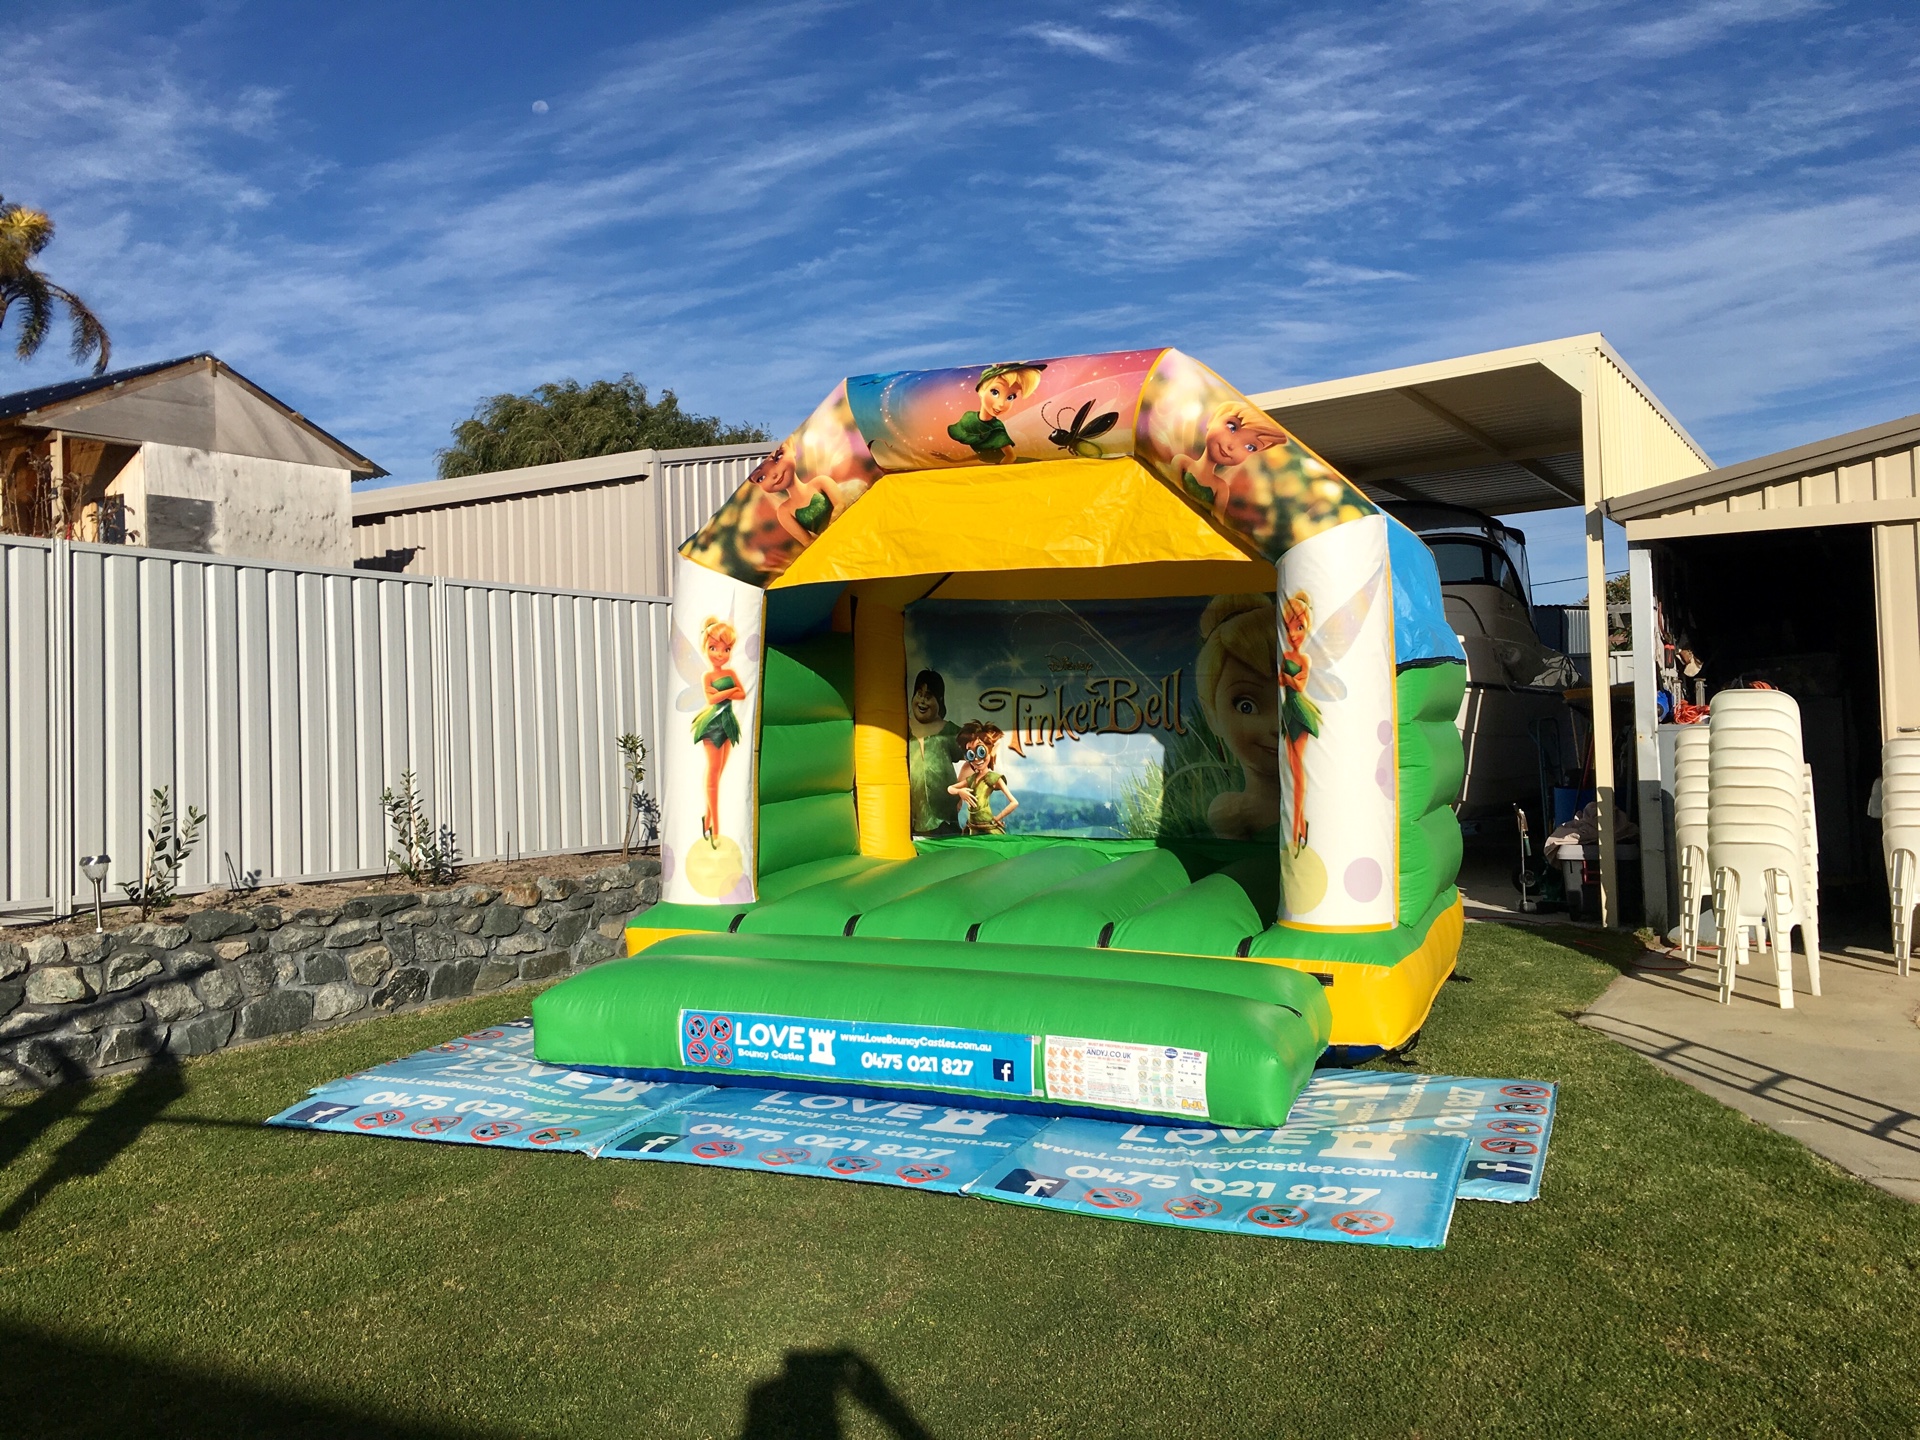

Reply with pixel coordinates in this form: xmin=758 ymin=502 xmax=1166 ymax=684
xmin=1672 ymin=726 xmax=1711 ymax=967
xmin=1707 ymin=690 xmax=1820 ymax=1007
xmin=1882 ymin=737 xmax=1920 ymax=977
xmin=1799 ymin=761 xmax=1822 ymax=972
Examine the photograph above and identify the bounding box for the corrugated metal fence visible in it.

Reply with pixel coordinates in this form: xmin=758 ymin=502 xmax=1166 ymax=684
xmin=351 ymin=444 xmax=768 ymax=596
xmin=2 ymin=535 xmax=669 ymax=920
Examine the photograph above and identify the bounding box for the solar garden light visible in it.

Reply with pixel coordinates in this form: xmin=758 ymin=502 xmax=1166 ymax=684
xmin=79 ymin=854 xmax=110 ymax=933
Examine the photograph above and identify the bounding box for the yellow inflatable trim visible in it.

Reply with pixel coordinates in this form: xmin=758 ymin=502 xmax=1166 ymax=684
xmin=1246 ymin=897 xmax=1463 ymax=1050
xmin=624 ymin=926 xmax=706 ymax=957
xmin=852 ymin=596 xmax=916 ymax=858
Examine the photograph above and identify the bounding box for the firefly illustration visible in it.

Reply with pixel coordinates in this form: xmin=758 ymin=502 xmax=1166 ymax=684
xmin=1042 ymin=398 xmax=1121 ymax=459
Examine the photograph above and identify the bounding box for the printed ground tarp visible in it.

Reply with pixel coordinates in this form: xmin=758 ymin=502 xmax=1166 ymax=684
xmin=1292 ymin=1069 xmax=1558 ymax=1203
xmin=601 ymin=1087 xmax=1047 ymax=1194
xmin=267 ymin=1020 xmax=709 ymax=1154
xmin=965 ymin=1117 xmax=1470 ymax=1248
xmin=270 ymin=1027 xmax=1556 ymax=1242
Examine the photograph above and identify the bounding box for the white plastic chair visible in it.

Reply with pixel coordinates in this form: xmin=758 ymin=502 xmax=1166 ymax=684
xmin=1799 ymin=762 xmax=1822 ymax=974
xmin=1673 ymin=726 xmax=1710 ymax=967
xmin=1709 ymin=691 xmax=1819 ymax=1007
xmin=1882 ymin=738 xmax=1920 ymax=977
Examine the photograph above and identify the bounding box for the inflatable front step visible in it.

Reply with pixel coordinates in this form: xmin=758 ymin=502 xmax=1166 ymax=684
xmin=627 ymin=841 xmax=1461 ymax=1051
xmin=532 ymin=932 xmax=1332 ymax=1128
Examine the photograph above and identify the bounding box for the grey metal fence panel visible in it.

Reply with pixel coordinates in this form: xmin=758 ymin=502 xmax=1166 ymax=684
xmin=436 ymin=578 xmax=666 ymax=863
xmin=1 ymin=539 xmax=55 ymax=911
xmin=656 ymin=451 xmax=765 ymax=572
xmin=0 ymin=536 xmax=668 ymax=920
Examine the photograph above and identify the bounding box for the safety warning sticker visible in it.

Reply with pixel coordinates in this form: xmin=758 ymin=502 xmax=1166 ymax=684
xmin=1043 ymin=1037 xmax=1208 ymax=1118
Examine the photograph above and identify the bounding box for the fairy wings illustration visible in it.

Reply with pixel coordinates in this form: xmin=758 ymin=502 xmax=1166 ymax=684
xmin=1281 ymin=561 xmax=1386 ymax=852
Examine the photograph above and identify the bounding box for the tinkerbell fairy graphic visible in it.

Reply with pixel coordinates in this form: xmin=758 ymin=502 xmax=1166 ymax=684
xmin=675 ymin=614 xmax=747 ymax=846
xmin=947 ymin=362 xmax=1046 ymax=462
xmin=747 ymin=441 xmax=854 ymax=555
xmin=1279 ymin=563 xmax=1384 ymax=853
xmin=1168 ymin=399 xmax=1292 ymax=524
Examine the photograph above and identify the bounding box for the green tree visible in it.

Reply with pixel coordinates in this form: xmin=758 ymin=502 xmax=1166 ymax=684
xmin=0 ymin=195 xmax=111 ymax=375
xmin=436 ymin=375 xmax=768 ymax=478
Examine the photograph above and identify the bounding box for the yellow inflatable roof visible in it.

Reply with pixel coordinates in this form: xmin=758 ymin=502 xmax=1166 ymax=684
xmin=768 ymin=456 xmax=1261 ymax=589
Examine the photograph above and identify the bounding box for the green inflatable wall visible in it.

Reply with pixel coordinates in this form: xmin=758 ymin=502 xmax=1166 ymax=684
xmin=532 ymin=932 xmax=1332 ymax=1127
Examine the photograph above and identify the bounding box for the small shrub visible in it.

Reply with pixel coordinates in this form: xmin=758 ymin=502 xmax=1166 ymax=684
xmin=380 ymin=771 xmax=458 ymax=884
xmin=618 ymin=732 xmax=659 ymax=855
xmin=121 ymin=786 xmax=206 ymax=918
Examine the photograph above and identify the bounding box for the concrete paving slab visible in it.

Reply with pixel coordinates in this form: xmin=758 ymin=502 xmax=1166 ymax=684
xmin=1579 ymin=943 xmax=1920 ymax=1201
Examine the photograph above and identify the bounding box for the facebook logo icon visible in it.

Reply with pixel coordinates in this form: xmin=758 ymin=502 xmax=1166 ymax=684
xmin=615 ymin=1130 xmax=681 ymax=1155
xmin=991 ymin=1058 xmax=1016 ymax=1083
xmin=284 ymin=1101 xmax=355 ymax=1126
xmin=995 ymin=1169 xmax=1066 ymax=1199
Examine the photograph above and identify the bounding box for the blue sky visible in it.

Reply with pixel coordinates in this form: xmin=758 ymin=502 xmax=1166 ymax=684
xmin=6 ymin=2 xmax=1919 ymax=593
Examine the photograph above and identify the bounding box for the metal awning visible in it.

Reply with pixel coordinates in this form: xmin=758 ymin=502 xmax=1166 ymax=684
xmin=1248 ymin=336 xmax=1714 ymax=931
xmin=1248 ymin=336 xmax=1695 ymax=517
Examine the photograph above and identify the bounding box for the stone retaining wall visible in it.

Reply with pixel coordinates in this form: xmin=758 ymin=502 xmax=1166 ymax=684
xmin=0 ymin=857 xmax=659 ymax=1089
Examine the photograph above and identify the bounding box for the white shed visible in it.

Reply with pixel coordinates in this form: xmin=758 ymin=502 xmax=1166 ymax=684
xmin=1607 ymin=411 xmax=1920 ymax=925
xmin=0 ymin=354 xmax=383 ymax=568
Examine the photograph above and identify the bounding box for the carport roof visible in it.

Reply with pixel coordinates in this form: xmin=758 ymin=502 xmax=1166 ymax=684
xmin=1249 ymin=333 xmax=1709 ymax=516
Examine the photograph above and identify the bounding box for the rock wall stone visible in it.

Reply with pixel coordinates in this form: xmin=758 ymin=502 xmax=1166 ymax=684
xmin=0 ymin=857 xmax=658 ymax=1089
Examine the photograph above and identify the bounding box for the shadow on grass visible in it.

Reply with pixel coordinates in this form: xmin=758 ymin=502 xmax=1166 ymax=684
xmin=1501 ymin=921 xmax=1649 ymax=973
xmin=0 ymin=1062 xmax=186 ymax=1232
xmin=0 ymin=1318 xmax=501 ymax=1440
xmin=1581 ymin=1012 xmax=1920 ymax=1156
xmin=739 ymin=1348 xmax=934 ymax=1439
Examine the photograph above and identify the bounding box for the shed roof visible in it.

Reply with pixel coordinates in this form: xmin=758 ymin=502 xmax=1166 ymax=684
xmin=1602 ymin=410 xmax=1920 ymax=543
xmin=1249 ymin=334 xmax=1711 ymax=516
xmin=0 ymin=353 xmax=385 ymax=476
xmin=0 ymin=354 xmax=201 ymax=421
xmin=1606 ymin=411 xmax=1920 ymax=525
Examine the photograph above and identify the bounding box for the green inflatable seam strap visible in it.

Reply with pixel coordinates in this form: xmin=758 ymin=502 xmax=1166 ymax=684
xmin=975 ymin=847 xmax=1190 ymax=949
xmin=855 ymin=844 xmax=1108 ymax=941
xmin=738 ymin=849 xmax=1002 ymax=937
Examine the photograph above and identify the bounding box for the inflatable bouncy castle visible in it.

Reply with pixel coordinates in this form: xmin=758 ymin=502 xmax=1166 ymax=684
xmin=534 ymin=350 xmax=1467 ymax=1127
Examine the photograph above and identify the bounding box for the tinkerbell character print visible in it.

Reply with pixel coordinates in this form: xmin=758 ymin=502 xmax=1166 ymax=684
xmin=1278 ymin=561 xmax=1385 ymax=854
xmin=675 ymin=614 xmax=748 ymax=846
xmin=947 ymin=362 xmax=1046 ymax=463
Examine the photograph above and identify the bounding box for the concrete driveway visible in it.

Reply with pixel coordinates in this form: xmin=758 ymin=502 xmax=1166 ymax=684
xmin=1580 ymin=941 xmax=1920 ymax=1201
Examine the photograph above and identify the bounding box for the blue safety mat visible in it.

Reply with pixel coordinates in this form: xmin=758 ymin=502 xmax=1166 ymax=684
xmin=267 ymin=1020 xmax=709 ymax=1153
xmin=600 ymin=1086 xmax=1047 ymax=1193
xmin=1292 ymin=1070 xmax=1558 ymax=1202
xmin=966 ymin=1117 xmax=1470 ymax=1248
xmin=268 ymin=1026 xmax=1557 ymax=1240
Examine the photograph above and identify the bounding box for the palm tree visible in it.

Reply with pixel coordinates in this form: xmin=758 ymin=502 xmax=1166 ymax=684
xmin=0 ymin=195 xmax=110 ymax=376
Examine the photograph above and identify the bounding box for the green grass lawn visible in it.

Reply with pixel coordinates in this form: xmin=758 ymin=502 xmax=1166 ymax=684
xmin=2 ymin=921 xmax=1917 ymax=1439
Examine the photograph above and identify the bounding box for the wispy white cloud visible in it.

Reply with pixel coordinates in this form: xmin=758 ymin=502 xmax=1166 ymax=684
xmin=1020 ymin=23 xmax=1130 ymax=61
xmin=1300 ymin=260 xmax=1416 ymax=287
xmin=1617 ymin=0 xmax=1828 ymax=58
